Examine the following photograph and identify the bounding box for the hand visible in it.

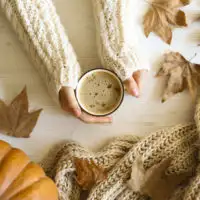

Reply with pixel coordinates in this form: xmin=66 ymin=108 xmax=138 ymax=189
xmin=124 ymin=70 xmax=146 ymax=97
xmin=59 ymin=87 xmax=112 ymax=123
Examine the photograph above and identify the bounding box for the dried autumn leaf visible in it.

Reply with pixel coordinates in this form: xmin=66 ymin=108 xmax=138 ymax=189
xmin=0 ymin=100 xmax=10 ymax=133
xmin=0 ymin=87 xmax=42 ymax=138
xmin=157 ymin=52 xmax=200 ymax=102
xmin=74 ymin=158 xmax=107 ymax=190
xmin=143 ymin=0 xmax=190 ymax=44
xmin=128 ymin=157 xmax=192 ymax=200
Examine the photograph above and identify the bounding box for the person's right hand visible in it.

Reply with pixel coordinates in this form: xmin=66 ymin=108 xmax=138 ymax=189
xmin=59 ymin=86 xmax=112 ymax=123
xmin=124 ymin=70 xmax=146 ymax=97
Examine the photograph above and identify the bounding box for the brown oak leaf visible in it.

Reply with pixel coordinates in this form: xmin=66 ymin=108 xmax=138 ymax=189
xmin=157 ymin=52 xmax=200 ymax=102
xmin=128 ymin=157 xmax=192 ymax=200
xmin=0 ymin=87 xmax=42 ymax=138
xmin=74 ymin=158 xmax=107 ymax=190
xmin=143 ymin=0 xmax=190 ymax=44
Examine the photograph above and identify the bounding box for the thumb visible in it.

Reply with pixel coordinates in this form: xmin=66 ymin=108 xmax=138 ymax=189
xmin=59 ymin=87 xmax=81 ymax=117
xmin=124 ymin=77 xmax=139 ymax=97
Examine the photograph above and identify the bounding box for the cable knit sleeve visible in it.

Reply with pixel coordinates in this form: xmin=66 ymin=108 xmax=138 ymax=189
xmin=0 ymin=0 xmax=80 ymax=103
xmin=92 ymin=0 xmax=149 ymax=81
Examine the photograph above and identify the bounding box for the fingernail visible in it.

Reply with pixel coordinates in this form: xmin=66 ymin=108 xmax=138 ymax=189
xmin=133 ymin=89 xmax=139 ymax=97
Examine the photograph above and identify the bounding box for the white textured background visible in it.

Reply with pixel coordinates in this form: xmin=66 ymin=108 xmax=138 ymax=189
xmin=0 ymin=0 xmax=199 ymax=162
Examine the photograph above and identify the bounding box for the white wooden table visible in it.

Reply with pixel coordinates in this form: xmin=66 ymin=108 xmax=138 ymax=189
xmin=0 ymin=0 xmax=199 ymax=162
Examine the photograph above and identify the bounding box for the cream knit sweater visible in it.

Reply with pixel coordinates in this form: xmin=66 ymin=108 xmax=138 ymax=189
xmin=2 ymin=0 xmax=200 ymax=199
xmin=0 ymin=0 xmax=149 ymax=103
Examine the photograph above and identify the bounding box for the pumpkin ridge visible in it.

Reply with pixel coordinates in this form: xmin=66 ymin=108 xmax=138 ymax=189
xmin=1 ymin=162 xmax=46 ymax=200
xmin=0 ymin=141 xmax=12 ymax=164
xmin=0 ymin=140 xmax=58 ymax=200
xmin=0 ymin=148 xmax=30 ymax=197
xmin=0 ymin=148 xmax=12 ymax=167
xmin=10 ymin=177 xmax=58 ymax=200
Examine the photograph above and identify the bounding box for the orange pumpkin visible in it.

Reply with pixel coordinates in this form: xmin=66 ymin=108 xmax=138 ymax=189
xmin=0 ymin=140 xmax=58 ymax=200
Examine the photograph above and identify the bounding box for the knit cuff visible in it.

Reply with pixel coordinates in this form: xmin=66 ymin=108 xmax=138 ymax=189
xmin=130 ymin=46 xmax=150 ymax=75
xmin=92 ymin=0 xmax=150 ymax=82
xmin=97 ymin=42 xmax=150 ymax=82
xmin=47 ymin=61 xmax=80 ymax=105
xmin=0 ymin=0 xmax=80 ymax=105
xmin=119 ymin=44 xmax=150 ymax=82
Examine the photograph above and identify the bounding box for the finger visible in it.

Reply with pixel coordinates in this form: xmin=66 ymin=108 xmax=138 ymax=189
xmin=59 ymin=87 xmax=81 ymax=117
xmin=124 ymin=77 xmax=139 ymax=97
xmin=132 ymin=70 xmax=143 ymax=90
xmin=71 ymin=107 xmax=82 ymax=117
xmin=79 ymin=112 xmax=112 ymax=124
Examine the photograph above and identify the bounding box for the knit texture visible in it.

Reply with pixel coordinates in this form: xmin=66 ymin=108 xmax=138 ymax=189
xmin=41 ymin=120 xmax=200 ymax=200
xmin=0 ymin=0 xmax=81 ymax=103
xmin=92 ymin=0 xmax=149 ymax=81
xmin=1 ymin=0 xmax=150 ymax=105
xmin=2 ymin=0 xmax=200 ymax=199
xmin=41 ymin=136 xmax=140 ymax=200
xmin=40 ymin=94 xmax=200 ymax=200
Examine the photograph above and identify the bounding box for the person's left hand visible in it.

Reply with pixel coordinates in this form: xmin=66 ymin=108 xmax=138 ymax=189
xmin=124 ymin=70 xmax=146 ymax=97
xmin=59 ymin=86 xmax=112 ymax=123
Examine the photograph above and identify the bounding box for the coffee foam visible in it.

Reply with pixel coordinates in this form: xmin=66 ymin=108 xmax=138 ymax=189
xmin=76 ymin=70 xmax=123 ymax=116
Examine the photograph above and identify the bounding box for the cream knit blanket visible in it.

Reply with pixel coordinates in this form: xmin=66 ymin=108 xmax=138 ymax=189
xmin=39 ymin=99 xmax=200 ymax=200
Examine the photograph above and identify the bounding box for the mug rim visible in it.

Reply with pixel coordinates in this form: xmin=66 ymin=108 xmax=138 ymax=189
xmin=75 ymin=68 xmax=124 ymax=117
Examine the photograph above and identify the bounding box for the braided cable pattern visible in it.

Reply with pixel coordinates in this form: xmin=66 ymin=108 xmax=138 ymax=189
xmin=0 ymin=0 xmax=80 ymax=103
xmin=2 ymin=0 xmax=200 ymax=199
xmin=92 ymin=0 xmax=149 ymax=81
xmin=180 ymin=166 xmax=200 ymax=199
xmin=116 ymin=188 xmax=147 ymax=200
xmin=41 ymin=124 xmax=199 ymax=200
xmin=41 ymin=136 xmax=140 ymax=200
xmin=87 ymin=124 xmax=198 ymax=200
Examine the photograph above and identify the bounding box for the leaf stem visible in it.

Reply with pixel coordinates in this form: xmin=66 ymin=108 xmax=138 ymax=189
xmin=189 ymin=53 xmax=198 ymax=62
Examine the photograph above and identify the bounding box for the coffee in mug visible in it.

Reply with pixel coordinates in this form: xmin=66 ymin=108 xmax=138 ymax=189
xmin=76 ymin=69 xmax=124 ymax=116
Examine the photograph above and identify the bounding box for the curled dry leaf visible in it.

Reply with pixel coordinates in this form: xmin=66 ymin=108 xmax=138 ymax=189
xmin=157 ymin=52 xmax=200 ymax=102
xmin=143 ymin=0 xmax=190 ymax=44
xmin=74 ymin=158 xmax=107 ymax=190
xmin=128 ymin=157 xmax=192 ymax=200
xmin=0 ymin=87 xmax=42 ymax=138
